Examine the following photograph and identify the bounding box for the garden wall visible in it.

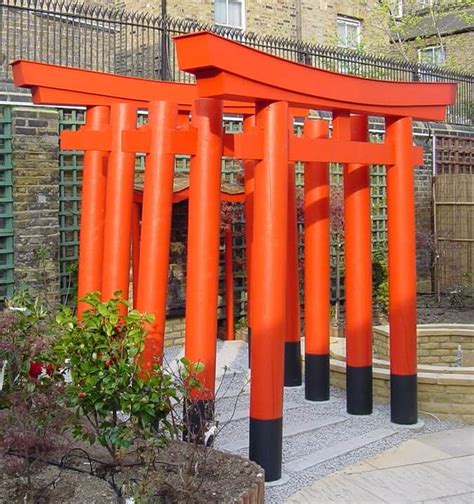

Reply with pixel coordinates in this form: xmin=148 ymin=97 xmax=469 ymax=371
xmin=330 ymin=332 xmax=474 ymax=425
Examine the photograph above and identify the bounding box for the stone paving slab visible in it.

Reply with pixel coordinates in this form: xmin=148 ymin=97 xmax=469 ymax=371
xmin=364 ymin=426 xmax=474 ymax=470
xmin=419 ymin=492 xmax=474 ymax=504
xmin=426 ymin=455 xmax=474 ymax=483
xmin=287 ymin=476 xmax=385 ymax=503
xmin=287 ymin=427 xmax=474 ymax=504
xmin=344 ymin=463 xmax=472 ymax=502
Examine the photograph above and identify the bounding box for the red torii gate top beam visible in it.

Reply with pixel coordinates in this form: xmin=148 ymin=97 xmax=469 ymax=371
xmin=173 ymin=32 xmax=456 ymax=122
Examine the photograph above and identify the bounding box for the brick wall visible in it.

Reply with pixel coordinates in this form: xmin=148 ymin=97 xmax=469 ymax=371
xmin=119 ymin=0 xmax=381 ymax=46
xmin=11 ymin=106 xmax=61 ymax=307
xmin=373 ymin=326 xmax=474 ymax=366
xmin=0 ymin=1 xmax=117 ymax=83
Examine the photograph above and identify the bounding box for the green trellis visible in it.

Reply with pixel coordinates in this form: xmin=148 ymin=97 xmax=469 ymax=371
xmin=0 ymin=106 xmax=15 ymax=301
xmin=58 ymin=108 xmax=85 ymax=303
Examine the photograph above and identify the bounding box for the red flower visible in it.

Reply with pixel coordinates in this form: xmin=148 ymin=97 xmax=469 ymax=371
xmin=28 ymin=361 xmax=56 ymax=379
xmin=29 ymin=361 xmax=43 ymax=379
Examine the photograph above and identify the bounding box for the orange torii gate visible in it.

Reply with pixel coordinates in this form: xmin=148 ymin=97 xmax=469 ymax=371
xmin=12 ymin=32 xmax=455 ymax=482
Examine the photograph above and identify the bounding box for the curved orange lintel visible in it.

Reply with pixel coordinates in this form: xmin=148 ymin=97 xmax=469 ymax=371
xmin=174 ymin=32 xmax=457 ymax=120
xmin=11 ymin=60 xmax=307 ymax=117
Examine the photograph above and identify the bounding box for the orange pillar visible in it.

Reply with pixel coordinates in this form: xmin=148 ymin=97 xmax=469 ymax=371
xmin=249 ymin=101 xmax=288 ymax=482
xmin=344 ymin=114 xmax=373 ymax=414
xmin=303 ymin=118 xmax=330 ymax=401
xmin=284 ymin=161 xmax=302 ymax=386
xmin=225 ymin=223 xmax=235 ymax=341
xmin=101 ymin=103 xmax=137 ymax=307
xmin=131 ymin=201 xmax=141 ymax=309
xmin=386 ymin=116 xmax=418 ymax=425
xmin=77 ymin=106 xmax=110 ymax=317
xmin=184 ymin=98 xmax=223 ymax=431
xmin=244 ymin=115 xmax=256 ymax=358
xmin=136 ymin=101 xmax=178 ymax=372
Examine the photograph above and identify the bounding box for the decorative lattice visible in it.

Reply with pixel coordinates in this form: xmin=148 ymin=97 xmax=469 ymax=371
xmin=0 ymin=106 xmax=15 ymax=300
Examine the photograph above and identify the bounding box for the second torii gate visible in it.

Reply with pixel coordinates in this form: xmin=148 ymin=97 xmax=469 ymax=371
xmin=12 ymin=32 xmax=456 ymax=482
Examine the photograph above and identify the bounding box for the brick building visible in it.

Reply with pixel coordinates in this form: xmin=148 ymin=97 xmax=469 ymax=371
xmin=116 ymin=0 xmax=473 ymax=71
xmin=118 ymin=0 xmax=381 ymax=49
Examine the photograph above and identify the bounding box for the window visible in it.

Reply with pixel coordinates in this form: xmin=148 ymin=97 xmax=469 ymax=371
xmin=419 ymin=45 xmax=446 ymax=65
xmin=394 ymin=0 xmax=403 ymax=19
xmin=419 ymin=0 xmax=433 ymax=8
xmin=215 ymin=0 xmax=245 ymax=29
xmin=336 ymin=16 xmax=361 ymax=49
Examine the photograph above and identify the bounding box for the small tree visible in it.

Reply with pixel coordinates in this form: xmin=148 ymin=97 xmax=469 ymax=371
xmin=362 ymin=1 xmax=474 ymax=69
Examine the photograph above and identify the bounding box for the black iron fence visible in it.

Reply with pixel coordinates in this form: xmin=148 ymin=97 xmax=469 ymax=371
xmin=0 ymin=0 xmax=473 ymax=125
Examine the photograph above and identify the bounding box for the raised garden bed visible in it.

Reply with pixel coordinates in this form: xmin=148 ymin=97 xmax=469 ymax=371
xmin=330 ymin=324 xmax=474 ymax=425
xmin=0 ymin=440 xmax=264 ymax=503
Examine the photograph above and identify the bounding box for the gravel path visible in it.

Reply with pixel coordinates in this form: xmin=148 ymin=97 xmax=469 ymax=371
xmin=166 ymin=340 xmax=461 ymax=504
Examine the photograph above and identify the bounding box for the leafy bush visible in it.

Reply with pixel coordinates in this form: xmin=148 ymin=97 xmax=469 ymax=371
xmin=55 ymin=291 xmax=182 ymax=464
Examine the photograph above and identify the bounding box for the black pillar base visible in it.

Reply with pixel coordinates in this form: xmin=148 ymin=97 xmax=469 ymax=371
xmin=391 ymin=374 xmax=417 ymax=425
xmin=305 ymin=353 xmax=330 ymax=401
xmin=346 ymin=365 xmax=373 ymax=415
xmin=249 ymin=417 xmax=282 ymax=482
xmin=183 ymin=399 xmax=215 ymax=444
xmin=284 ymin=341 xmax=302 ymax=387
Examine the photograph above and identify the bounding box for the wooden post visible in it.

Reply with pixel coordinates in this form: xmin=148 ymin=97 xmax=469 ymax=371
xmin=184 ymin=98 xmax=224 ymax=434
xmin=386 ymin=116 xmax=418 ymax=425
xmin=136 ymin=101 xmax=178 ymax=371
xmin=244 ymin=115 xmax=256 ymax=362
xmin=343 ymin=114 xmax=373 ymax=415
xmin=101 ymin=103 xmax=137 ymax=308
xmin=284 ymin=161 xmax=302 ymax=386
xmin=249 ymin=101 xmax=288 ymax=482
xmin=77 ymin=106 xmax=109 ymax=317
xmin=303 ymin=119 xmax=330 ymax=401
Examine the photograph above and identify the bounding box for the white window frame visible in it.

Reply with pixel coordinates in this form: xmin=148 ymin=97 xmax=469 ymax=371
xmin=214 ymin=0 xmax=246 ymax=30
xmin=419 ymin=0 xmax=433 ymax=8
xmin=394 ymin=0 xmax=403 ymax=19
xmin=418 ymin=45 xmax=446 ymax=66
xmin=336 ymin=16 xmax=361 ymax=49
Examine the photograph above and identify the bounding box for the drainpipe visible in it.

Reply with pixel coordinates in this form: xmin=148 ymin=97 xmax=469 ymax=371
xmin=161 ymin=0 xmax=169 ymax=80
xmin=296 ymin=0 xmax=302 ymax=41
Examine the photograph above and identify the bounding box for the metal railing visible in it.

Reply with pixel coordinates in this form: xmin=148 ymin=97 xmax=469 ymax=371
xmin=1 ymin=0 xmax=472 ymax=124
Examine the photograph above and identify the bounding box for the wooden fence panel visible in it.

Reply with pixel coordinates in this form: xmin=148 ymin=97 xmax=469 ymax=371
xmin=434 ymin=174 xmax=474 ymax=292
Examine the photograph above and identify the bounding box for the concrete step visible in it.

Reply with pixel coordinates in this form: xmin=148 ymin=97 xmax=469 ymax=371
xmin=284 ymin=427 xmax=397 ymax=474
xmin=219 ymin=415 xmax=348 ymax=453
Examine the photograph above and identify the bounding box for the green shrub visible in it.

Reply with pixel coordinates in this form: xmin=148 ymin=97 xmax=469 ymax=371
xmin=55 ymin=291 xmax=181 ymax=463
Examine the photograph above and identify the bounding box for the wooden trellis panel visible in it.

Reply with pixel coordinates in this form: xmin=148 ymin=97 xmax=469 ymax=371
xmin=436 ymin=135 xmax=474 ymax=175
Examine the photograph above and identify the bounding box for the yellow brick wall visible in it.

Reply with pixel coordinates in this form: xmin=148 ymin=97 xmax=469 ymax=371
xmin=373 ymin=330 xmax=474 ymax=366
xmin=330 ymin=362 xmax=474 ymax=424
xmin=118 ymin=0 xmax=383 ymax=46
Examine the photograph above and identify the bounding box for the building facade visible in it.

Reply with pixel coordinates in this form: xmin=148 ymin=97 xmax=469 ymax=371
xmin=115 ymin=0 xmax=474 ymax=71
